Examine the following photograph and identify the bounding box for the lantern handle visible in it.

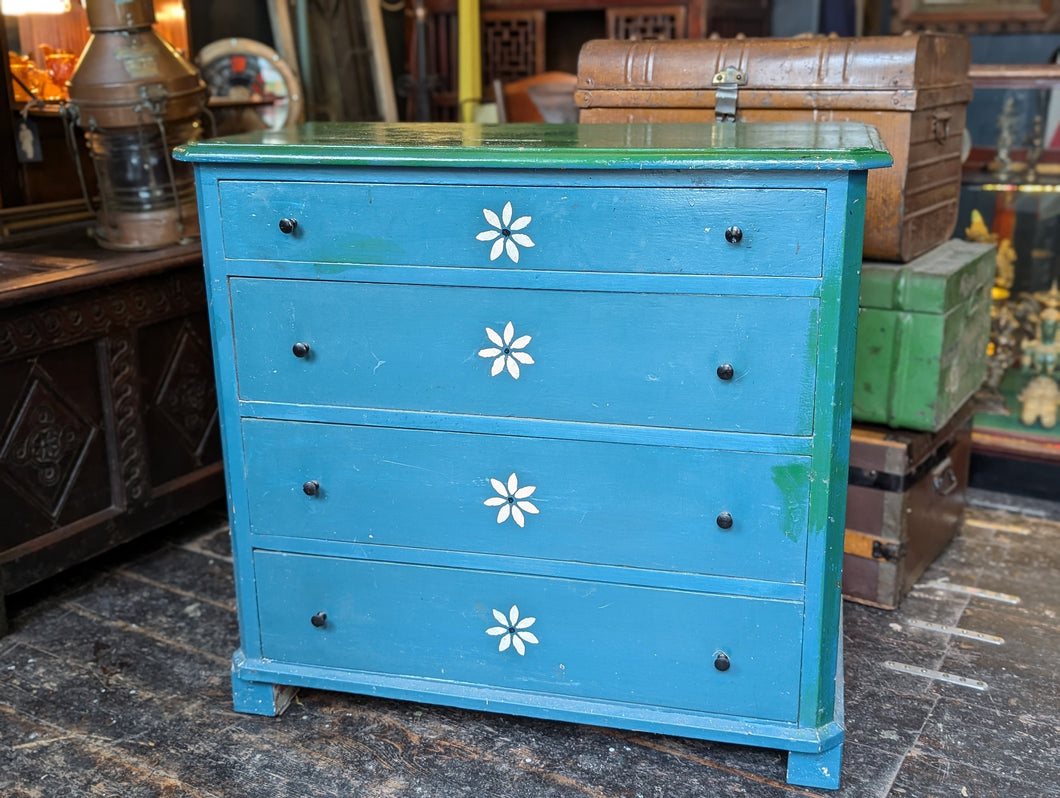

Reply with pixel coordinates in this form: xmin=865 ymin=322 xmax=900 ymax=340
xmin=59 ymin=102 xmax=97 ymax=217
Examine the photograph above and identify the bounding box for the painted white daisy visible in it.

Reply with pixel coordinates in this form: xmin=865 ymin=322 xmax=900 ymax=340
xmin=485 ymin=605 xmax=539 ymax=655
xmin=476 ymin=201 xmax=534 ymax=263
xmin=483 ymin=472 xmax=539 ymax=528
xmin=478 ymin=321 xmax=534 ymax=379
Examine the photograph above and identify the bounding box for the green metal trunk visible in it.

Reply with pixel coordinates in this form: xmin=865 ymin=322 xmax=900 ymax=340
xmin=853 ymin=239 xmax=995 ymax=431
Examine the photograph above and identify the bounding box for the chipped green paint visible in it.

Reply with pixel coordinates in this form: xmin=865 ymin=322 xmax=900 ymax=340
xmin=310 ymin=238 xmax=406 ymax=274
xmin=772 ymin=461 xmax=812 ymax=542
xmin=344 ymin=238 xmax=405 ymax=261
xmin=805 ymin=303 xmax=822 ymax=403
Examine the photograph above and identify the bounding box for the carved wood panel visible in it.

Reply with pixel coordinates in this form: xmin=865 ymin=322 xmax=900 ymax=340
xmin=607 ymin=5 xmax=687 ymax=40
xmin=0 ymin=341 xmax=112 ymax=550
xmin=891 ymin=0 xmax=1060 ymax=33
xmin=140 ymin=313 xmax=222 ymax=488
xmin=107 ymin=330 xmax=151 ymax=507
xmin=0 ymin=268 xmax=206 ymax=358
xmin=0 ymin=256 xmax=223 ymax=615
xmin=0 ymin=362 xmax=99 ymax=521
xmin=483 ymin=11 xmax=547 ymax=85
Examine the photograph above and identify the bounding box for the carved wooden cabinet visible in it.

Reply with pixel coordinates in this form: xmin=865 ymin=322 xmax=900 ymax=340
xmin=0 ymin=237 xmax=224 ymax=634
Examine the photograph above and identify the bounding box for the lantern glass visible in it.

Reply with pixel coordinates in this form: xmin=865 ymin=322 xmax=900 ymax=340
xmin=80 ymin=117 xmax=202 ymax=248
xmin=85 ymin=119 xmax=200 ymax=214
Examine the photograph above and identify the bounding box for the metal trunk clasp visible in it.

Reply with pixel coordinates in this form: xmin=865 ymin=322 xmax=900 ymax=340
xmin=712 ymin=65 xmax=747 ymax=123
xmin=932 ymin=111 xmax=952 ymax=144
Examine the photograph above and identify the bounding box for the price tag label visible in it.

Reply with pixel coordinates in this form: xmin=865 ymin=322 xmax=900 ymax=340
xmin=15 ymin=115 xmax=43 ymax=163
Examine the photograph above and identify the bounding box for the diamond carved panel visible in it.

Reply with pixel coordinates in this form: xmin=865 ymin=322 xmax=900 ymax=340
xmin=0 ymin=368 xmax=96 ymax=519
xmin=153 ymin=321 xmax=218 ymax=457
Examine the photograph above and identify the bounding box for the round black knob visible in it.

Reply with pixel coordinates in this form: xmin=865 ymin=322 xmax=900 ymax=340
xmin=716 ymin=511 xmax=733 ymax=530
xmin=292 ymin=342 xmax=311 ymax=358
xmin=302 ymin=480 xmax=320 ymax=497
xmin=714 ymin=652 xmax=731 ymax=672
xmin=724 ymin=225 xmax=743 ymax=244
xmin=310 ymin=611 xmax=327 ymax=628
xmin=717 ymin=363 xmax=735 ymax=381
xmin=279 ymin=218 xmax=298 ymax=235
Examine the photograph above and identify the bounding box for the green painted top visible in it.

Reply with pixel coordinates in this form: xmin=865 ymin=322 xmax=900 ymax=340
xmin=174 ymin=121 xmax=891 ymax=171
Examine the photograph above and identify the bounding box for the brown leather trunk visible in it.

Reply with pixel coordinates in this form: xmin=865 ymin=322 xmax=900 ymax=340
xmin=841 ymin=401 xmax=974 ymax=610
xmin=575 ymin=34 xmax=972 ymax=262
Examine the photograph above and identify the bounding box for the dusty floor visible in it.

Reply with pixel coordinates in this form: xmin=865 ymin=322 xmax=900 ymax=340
xmin=1 ymin=492 xmax=1058 ymax=797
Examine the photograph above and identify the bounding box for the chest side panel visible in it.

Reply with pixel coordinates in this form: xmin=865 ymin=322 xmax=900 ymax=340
xmin=217 ymin=181 xmax=825 ymax=278
xmin=229 ymin=278 xmax=820 ymax=436
xmin=241 ymin=419 xmax=811 ymax=584
xmin=253 ymin=550 xmax=804 ymax=723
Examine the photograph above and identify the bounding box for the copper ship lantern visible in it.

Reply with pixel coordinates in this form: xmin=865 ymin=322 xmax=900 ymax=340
xmin=66 ymin=0 xmax=208 ymax=249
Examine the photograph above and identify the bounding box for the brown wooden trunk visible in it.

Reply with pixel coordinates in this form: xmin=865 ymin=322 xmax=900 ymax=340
xmin=575 ymin=35 xmax=972 ymax=262
xmin=841 ymin=401 xmax=974 ymax=610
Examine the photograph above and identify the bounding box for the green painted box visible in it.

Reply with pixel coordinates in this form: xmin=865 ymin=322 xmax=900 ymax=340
xmin=853 ymin=239 xmax=995 ymax=431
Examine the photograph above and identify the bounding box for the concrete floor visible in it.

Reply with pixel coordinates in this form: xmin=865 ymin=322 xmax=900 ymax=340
xmin=1 ymin=492 xmax=1058 ymax=797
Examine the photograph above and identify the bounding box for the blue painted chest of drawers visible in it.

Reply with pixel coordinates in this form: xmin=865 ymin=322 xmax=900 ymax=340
xmin=176 ymin=121 xmax=890 ymax=790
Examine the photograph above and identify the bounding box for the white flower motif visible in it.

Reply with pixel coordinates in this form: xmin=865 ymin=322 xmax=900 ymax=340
xmin=483 ymin=472 xmax=539 ymax=528
xmin=478 ymin=321 xmax=534 ymax=379
xmin=476 ymin=201 xmax=534 ymax=263
xmin=485 ymin=604 xmax=539 ymax=655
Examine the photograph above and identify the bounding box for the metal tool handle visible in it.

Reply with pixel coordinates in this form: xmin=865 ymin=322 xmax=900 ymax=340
xmin=931 ymin=456 xmax=959 ymax=496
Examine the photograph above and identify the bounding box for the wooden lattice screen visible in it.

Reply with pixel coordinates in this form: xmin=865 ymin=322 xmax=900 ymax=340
xmin=606 ymin=5 xmax=687 ymax=39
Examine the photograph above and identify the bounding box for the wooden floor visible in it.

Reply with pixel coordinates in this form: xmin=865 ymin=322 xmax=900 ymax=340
xmin=2 ymin=493 xmax=1058 ymax=797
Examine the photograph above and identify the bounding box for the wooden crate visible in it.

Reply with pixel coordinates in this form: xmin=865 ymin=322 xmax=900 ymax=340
xmin=842 ymin=401 xmax=974 ymax=609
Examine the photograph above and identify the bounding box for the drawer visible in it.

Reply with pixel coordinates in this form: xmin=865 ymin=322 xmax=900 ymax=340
xmin=242 ymin=419 xmax=811 ymax=584
xmin=230 ymin=278 xmax=820 ymax=436
xmin=218 ymin=181 xmax=825 ymax=278
xmin=254 ymin=551 xmax=804 ymax=722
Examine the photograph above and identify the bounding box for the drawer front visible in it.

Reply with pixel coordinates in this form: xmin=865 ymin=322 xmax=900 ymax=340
xmin=242 ymin=420 xmax=811 ymax=583
xmin=230 ymin=278 xmax=820 ymax=436
xmin=218 ymin=181 xmax=825 ymax=277
xmin=254 ymin=551 xmax=804 ymax=722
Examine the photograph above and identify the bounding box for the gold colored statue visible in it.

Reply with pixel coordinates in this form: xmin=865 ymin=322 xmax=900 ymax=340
xmin=964 ymin=210 xmax=1015 ymax=295
xmin=965 ymin=209 xmax=994 ymax=243
xmin=995 ymin=238 xmax=1016 ymax=293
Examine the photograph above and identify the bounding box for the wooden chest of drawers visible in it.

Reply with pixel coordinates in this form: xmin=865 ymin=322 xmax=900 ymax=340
xmin=176 ymin=122 xmax=890 ymax=790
